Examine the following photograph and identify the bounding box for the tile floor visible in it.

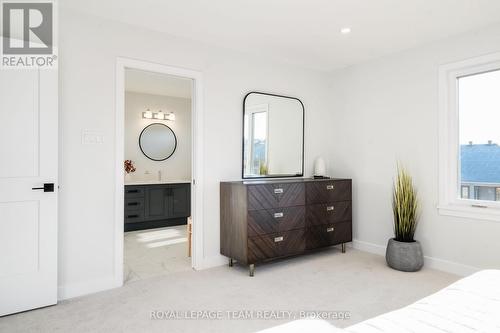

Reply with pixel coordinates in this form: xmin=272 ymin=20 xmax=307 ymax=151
xmin=124 ymin=225 xmax=192 ymax=283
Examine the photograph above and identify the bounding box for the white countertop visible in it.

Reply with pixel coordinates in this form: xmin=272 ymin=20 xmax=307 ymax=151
xmin=124 ymin=180 xmax=191 ymax=186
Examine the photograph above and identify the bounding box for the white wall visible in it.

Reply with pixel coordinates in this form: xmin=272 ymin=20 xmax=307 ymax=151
xmin=58 ymin=8 xmax=331 ymax=298
xmin=124 ymin=92 xmax=191 ymax=182
xmin=327 ymin=23 xmax=500 ymax=275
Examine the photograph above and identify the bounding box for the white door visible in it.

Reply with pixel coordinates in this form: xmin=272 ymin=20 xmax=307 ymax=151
xmin=0 ymin=69 xmax=58 ymax=316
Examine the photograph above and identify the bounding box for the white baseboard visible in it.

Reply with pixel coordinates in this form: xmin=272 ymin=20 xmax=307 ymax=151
xmin=58 ymin=275 xmax=122 ymax=300
xmin=351 ymin=239 xmax=481 ymax=277
xmin=352 ymin=239 xmax=386 ymax=256
xmin=197 ymin=255 xmax=227 ymax=270
xmin=423 ymin=256 xmax=480 ymax=276
xmin=59 ymin=256 xmax=226 ymax=300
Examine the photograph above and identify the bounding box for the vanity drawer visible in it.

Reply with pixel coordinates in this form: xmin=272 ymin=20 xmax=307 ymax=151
xmin=307 ymin=221 xmax=352 ymax=249
xmin=306 ymin=180 xmax=351 ymax=204
xmin=248 ymin=206 xmax=305 ymax=236
xmin=125 ymin=186 xmax=145 ymax=198
xmin=125 ymin=210 xmax=144 ymax=224
xmin=247 ymin=182 xmax=305 ymax=210
xmin=306 ymin=201 xmax=352 ymax=226
xmin=125 ymin=198 xmax=144 ymax=211
xmin=248 ymin=229 xmax=306 ymax=263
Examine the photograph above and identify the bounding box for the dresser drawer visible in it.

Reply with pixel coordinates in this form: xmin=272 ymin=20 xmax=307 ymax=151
xmin=306 ymin=180 xmax=351 ymax=204
xmin=125 ymin=198 xmax=144 ymax=211
xmin=247 ymin=182 xmax=305 ymax=210
xmin=125 ymin=186 xmax=145 ymax=198
xmin=248 ymin=206 xmax=305 ymax=236
xmin=306 ymin=201 xmax=352 ymax=226
xmin=280 ymin=229 xmax=306 ymax=257
xmin=307 ymin=221 xmax=352 ymax=249
xmin=248 ymin=229 xmax=306 ymax=263
xmin=248 ymin=234 xmax=279 ymax=263
xmin=124 ymin=210 xmax=144 ymax=224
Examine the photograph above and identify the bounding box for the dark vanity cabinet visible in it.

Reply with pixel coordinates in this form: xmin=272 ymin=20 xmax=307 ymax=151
xmin=220 ymin=178 xmax=352 ymax=276
xmin=124 ymin=183 xmax=191 ymax=231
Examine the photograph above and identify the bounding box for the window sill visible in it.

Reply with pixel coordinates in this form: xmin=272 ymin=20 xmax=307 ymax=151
xmin=438 ymin=203 xmax=500 ymax=222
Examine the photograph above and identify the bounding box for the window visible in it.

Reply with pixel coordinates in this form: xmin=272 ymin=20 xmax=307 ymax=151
xmin=243 ymin=104 xmax=268 ymax=176
xmin=439 ymin=53 xmax=500 ymax=221
xmin=458 ymin=70 xmax=500 ymax=202
xmin=461 ymin=186 xmax=470 ymax=199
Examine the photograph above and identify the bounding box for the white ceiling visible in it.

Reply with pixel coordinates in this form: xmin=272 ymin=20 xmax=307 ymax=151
xmin=125 ymin=69 xmax=192 ymax=98
xmin=63 ymin=0 xmax=500 ymax=71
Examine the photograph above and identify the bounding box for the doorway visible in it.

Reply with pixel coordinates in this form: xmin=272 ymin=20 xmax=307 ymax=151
xmin=115 ymin=58 xmax=204 ymax=286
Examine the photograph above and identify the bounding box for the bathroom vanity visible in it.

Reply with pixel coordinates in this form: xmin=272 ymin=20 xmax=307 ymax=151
xmin=124 ymin=181 xmax=191 ymax=231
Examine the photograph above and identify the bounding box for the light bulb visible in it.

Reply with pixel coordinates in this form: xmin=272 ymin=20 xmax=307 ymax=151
xmin=143 ymin=109 xmax=153 ymax=119
xmin=155 ymin=110 xmax=164 ymax=120
xmin=340 ymin=27 xmax=351 ymax=34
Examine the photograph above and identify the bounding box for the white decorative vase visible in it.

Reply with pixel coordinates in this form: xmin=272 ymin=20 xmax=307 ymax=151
xmin=314 ymin=157 xmax=326 ymax=177
xmin=125 ymin=173 xmax=131 ymax=181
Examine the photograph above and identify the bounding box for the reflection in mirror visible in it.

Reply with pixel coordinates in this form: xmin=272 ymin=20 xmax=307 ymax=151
xmin=243 ymin=92 xmax=304 ymax=178
xmin=139 ymin=123 xmax=177 ymax=161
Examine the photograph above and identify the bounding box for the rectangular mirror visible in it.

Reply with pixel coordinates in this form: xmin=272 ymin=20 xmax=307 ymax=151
xmin=243 ymin=92 xmax=304 ymax=178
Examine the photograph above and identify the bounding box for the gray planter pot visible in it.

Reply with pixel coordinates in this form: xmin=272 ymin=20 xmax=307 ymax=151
xmin=386 ymin=238 xmax=424 ymax=272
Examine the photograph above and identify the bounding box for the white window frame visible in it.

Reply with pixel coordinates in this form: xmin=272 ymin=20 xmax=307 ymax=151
xmin=438 ymin=52 xmax=500 ymax=221
xmin=244 ymin=104 xmax=269 ymax=176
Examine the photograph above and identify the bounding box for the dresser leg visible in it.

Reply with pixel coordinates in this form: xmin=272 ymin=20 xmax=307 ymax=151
xmin=249 ymin=264 xmax=255 ymax=277
xmin=341 ymin=243 xmax=346 ymax=253
xmin=229 ymin=258 xmax=233 ymax=267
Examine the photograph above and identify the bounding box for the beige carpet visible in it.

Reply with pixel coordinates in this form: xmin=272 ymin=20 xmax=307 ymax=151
xmin=124 ymin=225 xmax=191 ymax=283
xmin=0 ymin=248 xmax=459 ymax=333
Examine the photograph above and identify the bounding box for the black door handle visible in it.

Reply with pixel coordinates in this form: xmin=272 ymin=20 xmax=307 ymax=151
xmin=32 ymin=183 xmax=55 ymax=192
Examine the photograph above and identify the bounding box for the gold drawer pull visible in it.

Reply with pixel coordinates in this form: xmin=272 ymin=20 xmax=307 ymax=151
xmin=327 ymin=227 xmax=335 ymax=232
xmin=274 ymin=212 xmax=284 ymax=218
xmin=326 ymin=184 xmax=334 ymax=190
xmin=274 ymin=236 xmax=284 ymax=242
xmin=274 ymin=188 xmax=284 ymax=194
xmin=327 ymin=205 xmax=335 ymax=211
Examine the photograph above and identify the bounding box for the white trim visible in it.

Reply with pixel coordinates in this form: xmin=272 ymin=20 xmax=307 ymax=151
xmin=351 ymin=239 xmax=386 ymax=256
xmin=351 ymin=239 xmax=480 ymax=277
xmin=58 ymin=276 xmax=119 ymax=301
xmin=198 ymin=255 xmax=227 ymax=270
xmin=115 ymin=58 xmax=205 ymax=290
xmin=438 ymin=52 xmax=500 ymax=222
xmin=245 ymin=103 xmax=269 ymax=176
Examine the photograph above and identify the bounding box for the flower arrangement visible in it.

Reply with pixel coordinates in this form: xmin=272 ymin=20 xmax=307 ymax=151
xmin=124 ymin=160 xmax=136 ymax=174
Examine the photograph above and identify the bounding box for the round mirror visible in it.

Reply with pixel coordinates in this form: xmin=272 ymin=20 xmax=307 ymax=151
xmin=139 ymin=123 xmax=177 ymax=161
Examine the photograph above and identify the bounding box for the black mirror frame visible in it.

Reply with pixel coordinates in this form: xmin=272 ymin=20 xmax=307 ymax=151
xmin=139 ymin=123 xmax=178 ymax=161
xmin=242 ymin=91 xmax=305 ymax=179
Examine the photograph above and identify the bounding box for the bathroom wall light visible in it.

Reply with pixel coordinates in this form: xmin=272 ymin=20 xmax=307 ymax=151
xmin=340 ymin=27 xmax=351 ymax=34
xmin=142 ymin=109 xmax=153 ymax=119
xmin=142 ymin=109 xmax=175 ymax=121
xmin=166 ymin=112 xmax=176 ymax=121
xmin=155 ymin=110 xmax=164 ymax=120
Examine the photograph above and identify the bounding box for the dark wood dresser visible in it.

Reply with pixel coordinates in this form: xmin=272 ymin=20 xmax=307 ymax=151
xmin=220 ymin=178 xmax=352 ymax=276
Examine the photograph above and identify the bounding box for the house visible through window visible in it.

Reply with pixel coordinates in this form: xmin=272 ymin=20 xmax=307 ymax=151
xmin=461 ymin=186 xmax=470 ymax=199
xmin=458 ymin=69 xmax=500 ymax=202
